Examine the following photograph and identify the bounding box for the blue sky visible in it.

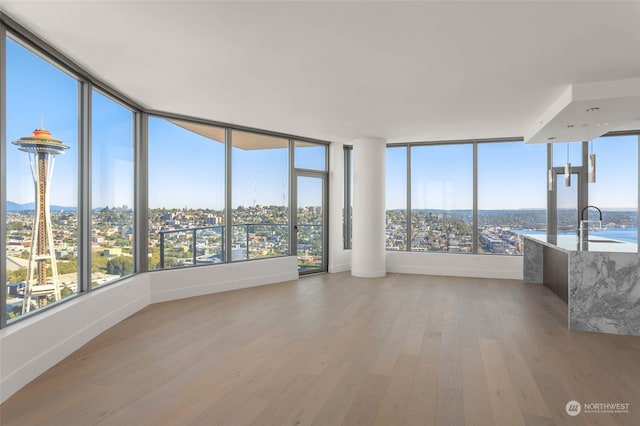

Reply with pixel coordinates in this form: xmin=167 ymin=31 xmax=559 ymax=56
xmin=6 ymin=36 xmax=638 ymax=211
xmin=148 ymin=117 xmax=226 ymax=210
xmin=92 ymin=90 xmax=134 ymax=209
xmin=7 ymin=37 xmax=78 ymax=206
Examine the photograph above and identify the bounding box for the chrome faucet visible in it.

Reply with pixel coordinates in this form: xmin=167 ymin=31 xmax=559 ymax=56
xmin=581 ymin=205 xmax=602 ymax=222
xmin=579 ymin=205 xmax=602 ymax=241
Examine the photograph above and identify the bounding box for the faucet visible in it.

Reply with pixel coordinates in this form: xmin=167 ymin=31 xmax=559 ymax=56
xmin=579 ymin=206 xmax=602 ymax=240
xmin=581 ymin=205 xmax=602 ymax=222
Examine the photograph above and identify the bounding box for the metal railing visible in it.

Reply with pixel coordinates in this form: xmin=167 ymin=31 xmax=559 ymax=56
xmin=159 ymin=226 xmax=224 ymax=269
xmin=158 ymin=223 xmax=291 ymax=269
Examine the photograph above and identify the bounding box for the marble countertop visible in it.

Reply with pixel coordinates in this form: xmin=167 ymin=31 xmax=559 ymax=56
xmin=523 ymin=233 xmax=638 ymax=253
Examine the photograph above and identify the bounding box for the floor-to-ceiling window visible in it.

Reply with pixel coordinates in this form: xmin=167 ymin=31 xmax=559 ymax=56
xmin=552 ymin=141 xmax=583 ymax=233
xmin=584 ymin=135 xmax=638 ymax=243
xmin=343 ymin=145 xmax=353 ymax=249
xmin=411 ymin=144 xmax=473 ymax=252
xmin=386 ymin=140 xmax=549 ymax=255
xmin=478 ymin=141 xmax=547 ymax=254
xmin=5 ymin=35 xmax=79 ymax=321
xmin=386 ymin=146 xmax=407 ymax=251
xmin=148 ymin=117 xmax=226 ymax=269
xmin=231 ymin=130 xmax=289 ymax=260
xmin=91 ymin=90 xmax=135 ymax=287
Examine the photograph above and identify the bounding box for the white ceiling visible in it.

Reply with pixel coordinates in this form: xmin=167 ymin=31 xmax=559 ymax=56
xmin=1 ymin=1 xmax=640 ymax=144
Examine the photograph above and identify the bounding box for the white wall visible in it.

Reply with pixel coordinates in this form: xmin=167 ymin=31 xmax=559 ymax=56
xmin=150 ymin=256 xmax=298 ymax=303
xmin=386 ymin=251 xmax=523 ymax=280
xmin=0 ymin=256 xmax=298 ymax=403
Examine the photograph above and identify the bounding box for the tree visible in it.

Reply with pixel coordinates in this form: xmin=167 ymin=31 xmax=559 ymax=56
xmin=7 ymin=221 xmax=25 ymax=231
xmin=92 ymin=251 xmax=109 ymax=273
xmin=56 ymin=261 xmax=78 ymax=275
xmin=7 ymin=267 xmax=27 ymax=282
xmin=60 ymin=285 xmax=73 ymax=298
xmin=106 ymin=256 xmax=133 ymax=276
xmin=149 ymin=246 xmax=161 ymax=269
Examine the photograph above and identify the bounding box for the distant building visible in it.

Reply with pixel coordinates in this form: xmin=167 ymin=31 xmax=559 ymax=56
xmin=103 ymin=247 xmax=123 ymax=258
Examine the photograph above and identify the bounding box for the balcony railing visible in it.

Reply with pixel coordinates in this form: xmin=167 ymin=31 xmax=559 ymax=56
xmin=157 ymin=223 xmax=289 ymax=269
xmin=159 ymin=226 xmax=224 ymax=269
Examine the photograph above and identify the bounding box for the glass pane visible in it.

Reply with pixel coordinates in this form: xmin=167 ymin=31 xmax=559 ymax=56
xmin=557 ymin=174 xmax=578 ymax=233
xmin=148 ymin=117 xmax=225 ymax=269
xmin=386 ymin=147 xmax=407 ymax=251
xmin=297 ymin=176 xmax=323 ymax=272
xmin=343 ymin=146 xmax=353 ymax=249
xmin=161 ymin=230 xmax=194 ymax=268
xmin=411 ymin=144 xmax=473 ymax=253
xmin=478 ymin=142 xmax=547 ymax=255
xmin=553 ymin=141 xmax=582 ymax=167
xmin=295 ymin=140 xmax=326 ymax=171
xmin=91 ymin=90 xmax=134 ymax=287
xmin=5 ymin=37 xmax=79 ymax=321
xmin=232 ymin=130 xmax=289 ymax=260
xmin=587 ymin=135 xmax=638 ymax=243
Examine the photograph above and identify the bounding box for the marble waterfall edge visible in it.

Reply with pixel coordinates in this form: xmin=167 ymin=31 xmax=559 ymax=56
xmin=569 ymin=251 xmax=640 ymax=335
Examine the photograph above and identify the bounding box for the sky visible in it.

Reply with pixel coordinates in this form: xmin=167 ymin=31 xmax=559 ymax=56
xmin=386 ymin=142 xmax=548 ymax=210
xmin=92 ymin=90 xmax=134 ymax=209
xmin=5 ymin=36 xmax=639 ymax=212
xmin=6 ymin=37 xmax=78 ymax=206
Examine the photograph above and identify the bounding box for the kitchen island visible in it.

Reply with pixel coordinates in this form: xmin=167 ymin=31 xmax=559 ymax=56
xmin=523 ymin=234 xmax=640 ymax=336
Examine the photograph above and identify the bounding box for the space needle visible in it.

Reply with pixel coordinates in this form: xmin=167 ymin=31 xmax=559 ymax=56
xmin=12 ymin=128 xmax=69 ymax=314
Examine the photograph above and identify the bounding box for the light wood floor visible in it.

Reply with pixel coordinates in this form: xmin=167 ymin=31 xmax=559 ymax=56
xmin=2 ymin=272 xmax=640 ymax=425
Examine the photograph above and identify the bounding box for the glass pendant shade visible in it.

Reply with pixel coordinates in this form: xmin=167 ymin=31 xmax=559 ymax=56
xmin=588 ymin=153 xmax=596 ymax=183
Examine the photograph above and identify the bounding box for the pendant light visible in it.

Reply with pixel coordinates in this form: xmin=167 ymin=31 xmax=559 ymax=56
xmin=588 ymin=141 xmax=596 ymax=183
xmin=586 ymin=107 xmax=599 ymax=183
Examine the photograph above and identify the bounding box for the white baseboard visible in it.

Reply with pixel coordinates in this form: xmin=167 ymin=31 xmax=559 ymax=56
xmin=386 ymin=252 xmax=523 ymax=280
xmin=151 ymin=270 xmax=298 ymax=303
xmin=351 ymin=269 xmax=387 ymax=278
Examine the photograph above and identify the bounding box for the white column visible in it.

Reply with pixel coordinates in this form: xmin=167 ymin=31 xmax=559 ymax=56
xmin=351 ymin=137 xmax=386 ymax=277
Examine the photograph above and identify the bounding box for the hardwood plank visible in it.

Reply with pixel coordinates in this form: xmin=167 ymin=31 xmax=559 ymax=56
xmin=373 ymin=353 xmax=418 ymax=425
xmin=404 ymin=331 xmax=441 ymax=426
xmin=478 ymin=337 xmax=527 ymax=426
xmin=342 ymin=373 xmax=390 ymax=426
